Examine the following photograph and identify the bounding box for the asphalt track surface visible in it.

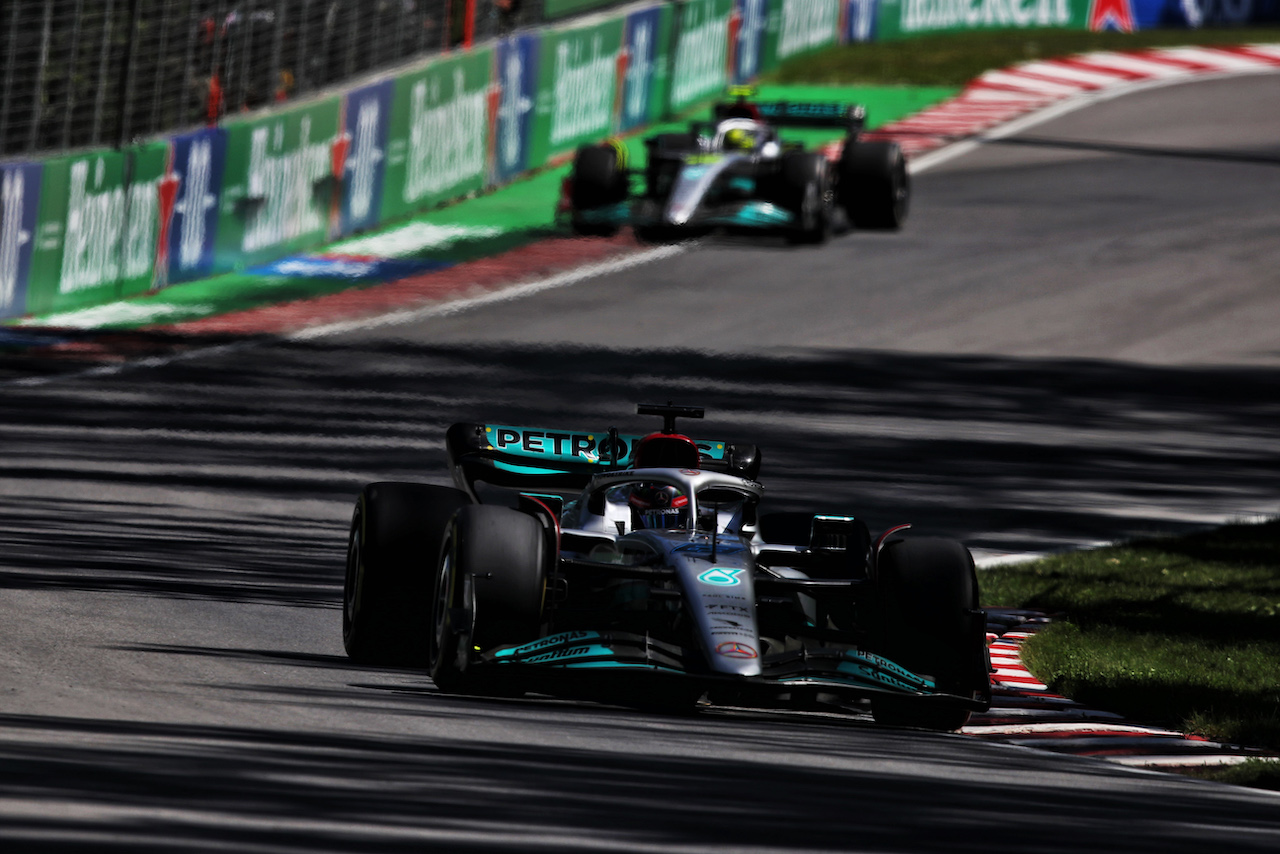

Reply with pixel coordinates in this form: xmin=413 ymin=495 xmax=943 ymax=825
xmin=2 ymin=74 xmax=1279 ymax=852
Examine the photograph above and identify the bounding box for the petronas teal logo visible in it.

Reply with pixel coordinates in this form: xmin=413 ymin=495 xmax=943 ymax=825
xmin=697 ymin=567 xmax=744 ymax=587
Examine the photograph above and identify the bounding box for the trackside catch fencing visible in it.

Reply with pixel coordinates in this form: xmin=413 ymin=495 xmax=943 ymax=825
xmin=3 ymin=0 xmax=1279 ymax=321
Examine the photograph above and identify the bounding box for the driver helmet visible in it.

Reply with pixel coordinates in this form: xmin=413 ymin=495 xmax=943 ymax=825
xmin=628 ymin=483 xmax=690 ymax=530
xmin=723 ymin=127 xmax=754 ymax=152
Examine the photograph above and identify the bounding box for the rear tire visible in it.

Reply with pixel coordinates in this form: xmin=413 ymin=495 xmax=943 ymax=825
xmin=869 ymin=536 xmax=987 ymax=731
xmin=571 ymin=144 xmax=626 ymax=237
xmin=343 ymin=483 xmax=471 ymax=666
xmin=430 ymin=505 xmax=548 ymax=694
xmin=839 ymin=139 xmax=909 ymax=230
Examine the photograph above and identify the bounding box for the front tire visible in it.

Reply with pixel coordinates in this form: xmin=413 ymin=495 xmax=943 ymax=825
xmin=343 ymin=483 xmax=471 ymax=666
xmin=571 ymin=144 xmax=627 ymax=237
xmin=869 ymin=536 xmax=988 ymax=731
xmin=430 ymin=505 xmax=548 ymax=694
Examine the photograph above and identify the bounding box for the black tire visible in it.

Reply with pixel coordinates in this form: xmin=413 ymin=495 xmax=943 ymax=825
xmin=838 ymin=139 xmax=909 ymax=230
xmin=869 ymin=536 xmax=986 ymax=731
xmin=778 ymin=152 xmax=830 ymax=244
xmin=430 ymin=505 xmax=548 ymax=694
xmin=571 ymin=144 xmax=626 ymax=237
xmin=343 ymin=483 xmax=471 ymax=666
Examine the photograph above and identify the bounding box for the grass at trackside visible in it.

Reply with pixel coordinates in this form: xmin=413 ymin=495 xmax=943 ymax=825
xmin=771 ymin=27 xmax=1280 ymax=86
xmin=979 ymin=520 xmax=1280 ymax=790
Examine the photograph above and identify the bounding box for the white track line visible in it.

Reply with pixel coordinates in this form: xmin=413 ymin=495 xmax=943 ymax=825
xmin=289 ymin=243 xmax=687 ymax=340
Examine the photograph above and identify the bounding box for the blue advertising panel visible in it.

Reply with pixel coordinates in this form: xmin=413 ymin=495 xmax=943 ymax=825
xmin=1130 ymin=0 xmax=1280 ymax=27
xmin=493 ymin=34 xmax=540 ymax=184
xmin=734 ymin=0 xmax=770 ymax=83
xmin=0 ymin=162 xmax=43 ymax=319
xmin=166 ymin=126 xmax=227 ymax=285
xmin=846 ymin=0 xmax=879 ymax=41
xmin=620 ymin=6 xmax=664 ymax=130
xmin=341 ymin=79 xmax=394 ymax=236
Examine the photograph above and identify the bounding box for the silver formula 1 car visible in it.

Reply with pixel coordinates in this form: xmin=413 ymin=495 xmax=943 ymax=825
xmin=342 ymin=404 xmax=990 ymax=731
xmin=561 ymin=89 xmax=910 ymax=244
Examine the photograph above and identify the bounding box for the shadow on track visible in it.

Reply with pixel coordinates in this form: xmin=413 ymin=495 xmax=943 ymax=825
xmin=1 ymin=708 xmax=1277 ymax=854
xmin=1 ymin=336 xmax=1277 ymax=605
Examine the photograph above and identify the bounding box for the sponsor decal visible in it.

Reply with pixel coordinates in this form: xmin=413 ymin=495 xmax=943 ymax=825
xmin=51 ymin=151 xmax=165 ymax=300
xmin=0 ymin=163 xmax=40 ymax=319
xmin=496 ymin=631 xmax=595 ymax=658
xmin=248 ymin=254 xmax=450 ymax=281
xmin=846 ymin=0 xmax=879 ymax=41
xmin=341 ymin=80 xmax=393 ymax=237
xmin=621 ymin=7 xmax=661 ymax=131
xmin=405 ymin=67 xmax=488 ymax=203
xmin=241 ymin=116 xmax=333 ymax=254
xmin=523 ymin=642 xmax=614 ymax=664
xmin=167 ymin=127 xmax=225 ymax=284
xmin=671 ymin=0 xmax=731 ymax=111
xmin=483 ymin=426 xmax=727 ymax=465
xmin=550 ymin=33 xmax=618 ymax=147
xmin=895 ymin=0 xmax=1075 ymax=34
xmin=494 ymin=35 xmax=538 ymax=182
xmin=1087 ymin=0 xmax=1134 ymax=28
xmin=778 ymin=0 xmax=841 ymax=60
xmin=706 ymin=603 xmax=751 ymax=615
xmin=697 ymin=567 xmax=745 ymax=587
xmin=716 ymin=641 xmax=758 ymax=659
xmin=734 ymin=0 xmax=767 ymax=82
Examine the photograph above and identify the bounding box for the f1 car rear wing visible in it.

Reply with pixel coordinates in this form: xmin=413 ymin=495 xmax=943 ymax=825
xmin=446 ymin=421 xmax=762 ymax=499
xmin=713 ymin=98 xmax=866 ymax=132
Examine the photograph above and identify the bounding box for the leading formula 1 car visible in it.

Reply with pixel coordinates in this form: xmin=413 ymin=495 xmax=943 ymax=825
xmin=342 ymin=404 xmax=990 ymax=730
xmin=561 ymin=88 xmax=910 ymax=244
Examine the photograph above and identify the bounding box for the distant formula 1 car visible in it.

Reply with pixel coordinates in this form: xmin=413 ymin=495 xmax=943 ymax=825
xmin=559 ymin=88 xmax=910 ymax=244
xmin=342 ymin=403 xmax=990 ymax=731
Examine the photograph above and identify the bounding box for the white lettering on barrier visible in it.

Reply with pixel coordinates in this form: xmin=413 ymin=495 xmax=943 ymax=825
xmin=60 ymin=159 xmax=125 ymax=294
xmin=405 ymin=67 xmax=487 ymax=203
xmin=349 ymin=98 xmax=384 ymax=222
xmin=550 ymin=35 xmax=617 ymax=146
xmin=901 ymin=0 xmax=1069 ymax=32
xmin=739 ymin=0 xmax=765 ymax=78
xmin=244 ymin=116 xmax=331 ymax=253
xmin=499 ymin=47 xmax=533 ymax=171
xmin=1 ymin=169 xmax=32 ymax=310
xmin=672 ymin=7 xmax=727 ymax=106
xmin=778 ymin=0 xmax=840 ymax=60
xmin=177 ymin=137 xmax=216 ymax=272
xmin=624 ymin=19 xmax=654 ymax=124
xmin=122 ymin=175 xmax=159 ymax=281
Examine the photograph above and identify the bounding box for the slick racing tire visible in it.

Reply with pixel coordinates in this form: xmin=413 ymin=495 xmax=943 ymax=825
xmin=571 ymin=143 xmax=627 ymax=237
xmin=343 ymin=482 xmax=472 ymax=666
xmin=430 ymin=505 xmax=548 ymax=694
xmin=838 ymin=139 xmax=909 ymax=230
xmin=779 ymin=152 xmax=831 ymax=245
xmin=869 ymin=536 xmax=987 ymax=732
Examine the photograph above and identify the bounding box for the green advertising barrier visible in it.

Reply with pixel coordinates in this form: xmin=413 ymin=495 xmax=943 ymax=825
xmin=668 ymin=0 xmax=735 ymax=115
xmin=761 ymin=0 xmax=844 ymax=72
xmin=528 ymin=16 xmax=627 ymax=168
xmin=382 ymin=48 xmax=494 ymax=223
xmin=25 ymin=142 xmax=169 ymax=315
xmin=215 ymin=97 xmax=342 ymax=271
xmin=876 ymin=0 xmax=1089 ymax=39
